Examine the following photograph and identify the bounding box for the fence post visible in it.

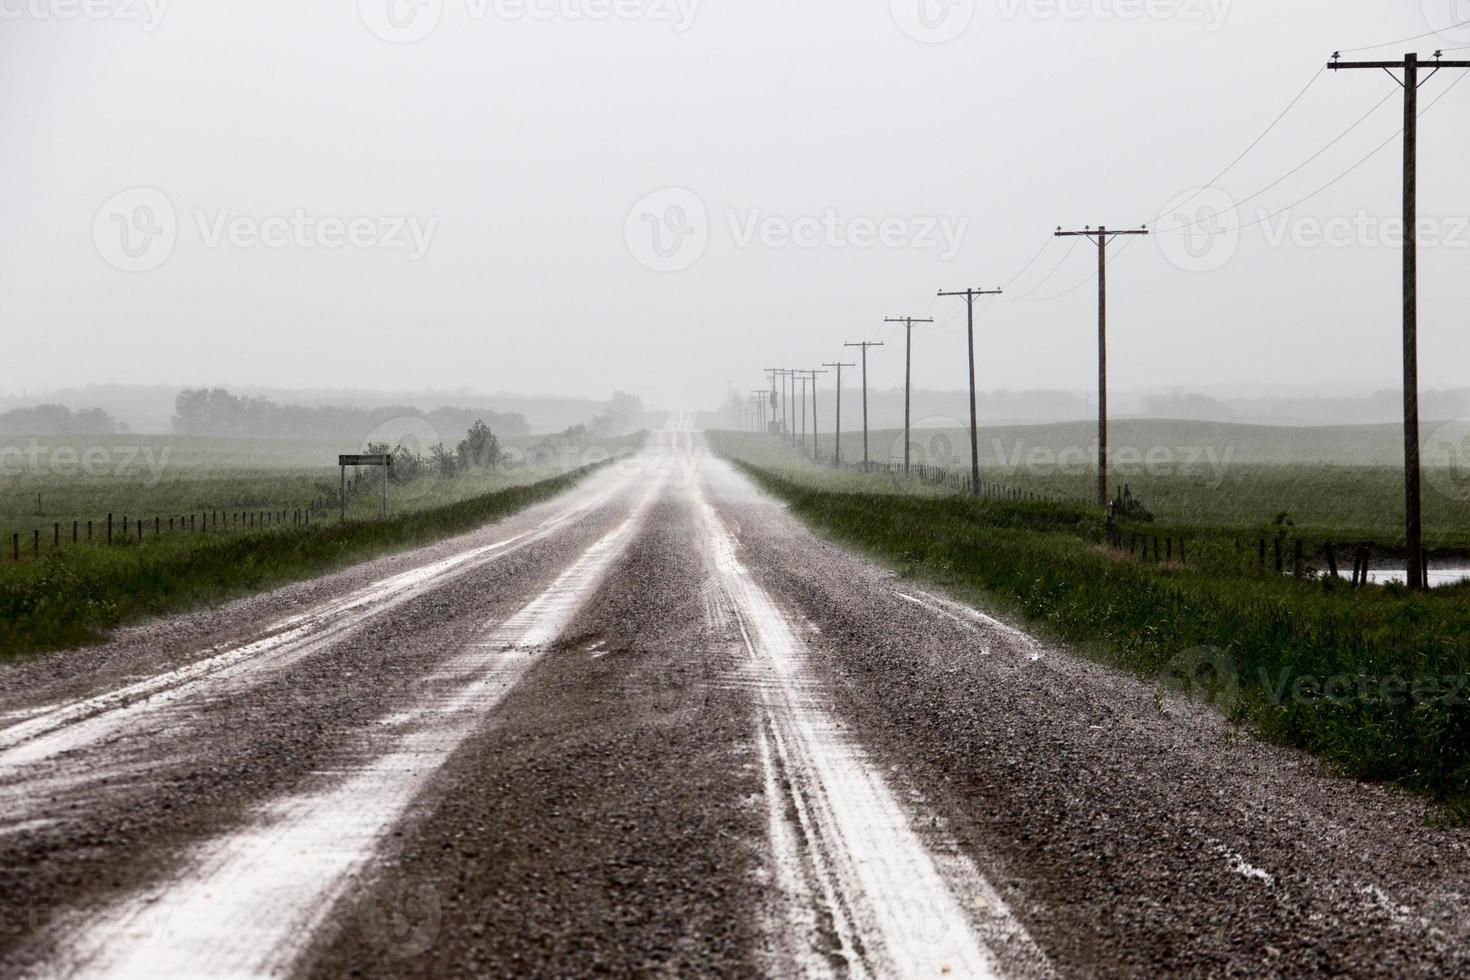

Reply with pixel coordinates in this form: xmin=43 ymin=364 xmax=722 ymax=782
xmin=107 ymin=514 xmax=113 ymax=545
xmin=12 ymin=533 xmax=17 ymax=562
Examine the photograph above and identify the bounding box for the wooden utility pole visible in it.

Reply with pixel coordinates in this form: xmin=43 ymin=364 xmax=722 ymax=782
xmin=822 ymin=361 xmax=855 ymax=467
xmin=1330 ymin=50 xmax=1469 ymax=590
xmin=845 ymin=341 xmax=885 ymax=470
xmin=884 ymin=317 xmax=935 ymax=474
xmin=788 ymin=368 xmax=801 ymax=448
xmin=939 ymin=287 xmax=1003 ymax=496
xmin=804 ymin=369 xmax=830 ymax=461
xmin=1054 ymin=225 xmax=1149 ymax=507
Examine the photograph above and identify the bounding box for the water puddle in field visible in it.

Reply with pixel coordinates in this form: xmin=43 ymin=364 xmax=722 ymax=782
xmin=1329 ymin=567 xmax=1470 ymax=588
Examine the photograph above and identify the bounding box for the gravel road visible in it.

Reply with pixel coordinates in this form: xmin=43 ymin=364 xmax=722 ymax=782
xmin=1 ymin=426 xmax=1467 ymax=978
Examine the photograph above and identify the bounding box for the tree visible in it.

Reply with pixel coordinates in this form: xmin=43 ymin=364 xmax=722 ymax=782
xmin=456 ymin=421 xmax=502 ymax=471
xmin=429 ymin=442 xmax=460 ymax=478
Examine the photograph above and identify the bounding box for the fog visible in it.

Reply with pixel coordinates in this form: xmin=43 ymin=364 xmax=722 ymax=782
xmin=2 ymin=1 xmax=1467 ymax=414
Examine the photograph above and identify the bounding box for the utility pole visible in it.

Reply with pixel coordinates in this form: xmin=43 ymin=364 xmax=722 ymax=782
xmin=845 ymin=340 xmax=885 ymax=470
xmin=823 ymin=361 xmax=855 ymax=468
xmin=1054 ymin=225 xmax=1149 ymax=507
xmin=885 ymin=317 xmax=935 ymax=474
xmin=1330 ymin=51 xmax=1469 ymax=590
xmin=798 ymin=372 xmax=809 ymax=455
xmin=805 ymin=369 xmax=830 ymax=461
xmin=939 ymin=287 xmax=1004 ymax=496
xmin=765 ymin=369 xmax=782 ymax=435
xmin=789 ymin=369 xmax=801 ymax=448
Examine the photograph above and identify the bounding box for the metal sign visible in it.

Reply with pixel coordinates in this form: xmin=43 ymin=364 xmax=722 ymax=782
xmin=339 ymin=454 xmax=394 ymax=520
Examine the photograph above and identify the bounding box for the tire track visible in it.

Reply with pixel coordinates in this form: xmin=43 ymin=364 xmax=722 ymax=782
xmin=691 ymin=467 xmax=1052 ymax=979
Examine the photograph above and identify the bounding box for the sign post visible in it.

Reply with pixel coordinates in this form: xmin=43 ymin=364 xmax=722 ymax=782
xmin=338 ymin=454 xmax=393 ymax=521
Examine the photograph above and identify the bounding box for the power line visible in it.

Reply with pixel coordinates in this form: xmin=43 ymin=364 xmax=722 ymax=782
xmin=1157 ymin=86 xmax=1397 ymax=235
xmin=1149 ymin=65 xmax=1327 ymax=224
xmin=1335 ymin=20 xmax=1470 ymax=55
xmin=1003 ymin=236 xmax=1081 ymax=301
xmin=1160 ymin=68 xmax=1469 ymax=239
xmin=1024 ymin=236 xmax=1144 ymax=304
xmin=1001 ymin=233 xmax=1057 ymax=289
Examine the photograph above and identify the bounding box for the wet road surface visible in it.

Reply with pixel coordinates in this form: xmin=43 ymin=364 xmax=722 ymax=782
xmin=2 ymin=426 xmax=1468 ymax=978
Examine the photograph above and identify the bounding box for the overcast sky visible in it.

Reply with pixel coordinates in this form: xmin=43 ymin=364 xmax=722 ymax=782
xmin=2 ymin=1 xmax=1468 ymax=409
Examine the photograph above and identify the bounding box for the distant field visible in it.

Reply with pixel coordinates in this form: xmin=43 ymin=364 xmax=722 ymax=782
xmin=0 ymin=431 xmax=646 ymax=542
xmin=738 ymin=419 xmax=1470 ymax=544
xmin=0 ymin=429 xmax=647 ymax=656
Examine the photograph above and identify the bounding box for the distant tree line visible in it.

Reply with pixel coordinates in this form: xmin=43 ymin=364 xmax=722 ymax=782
xmin=171 ymin=388 xmax=530 ymax=440
xmin=0 ymin=404 xmax=128 ymax=436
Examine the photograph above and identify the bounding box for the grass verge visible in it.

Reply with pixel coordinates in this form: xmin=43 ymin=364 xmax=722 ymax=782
xmin=0 ymin=463 xmax=606 ymax=660
xmin=729 ymin=457 xmax=1470 ymax=816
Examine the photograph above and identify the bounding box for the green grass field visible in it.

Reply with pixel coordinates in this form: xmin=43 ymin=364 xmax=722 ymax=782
xmin=739 ymin=419 xmax=1470 ymax=547
xmin=0 ymin=431 xmax=646 ymax=658
xmin=0 ymin=431 xmax=646 ymax=538
xmin=711 ymin=429 xmax=1470 ymax=815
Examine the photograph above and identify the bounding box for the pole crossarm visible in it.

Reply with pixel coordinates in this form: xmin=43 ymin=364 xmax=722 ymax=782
xmin=1056 ymin=226 xmax=1150 ymax=246
xmin=937 ymin=288 xmax=1003 ymax=299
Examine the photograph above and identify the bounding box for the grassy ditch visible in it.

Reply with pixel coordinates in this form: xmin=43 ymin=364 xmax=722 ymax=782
xmin=0 ymin=463 xmax=606 ymax=659
xmin=730 ymin=457 xmax=1470 ymax=816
